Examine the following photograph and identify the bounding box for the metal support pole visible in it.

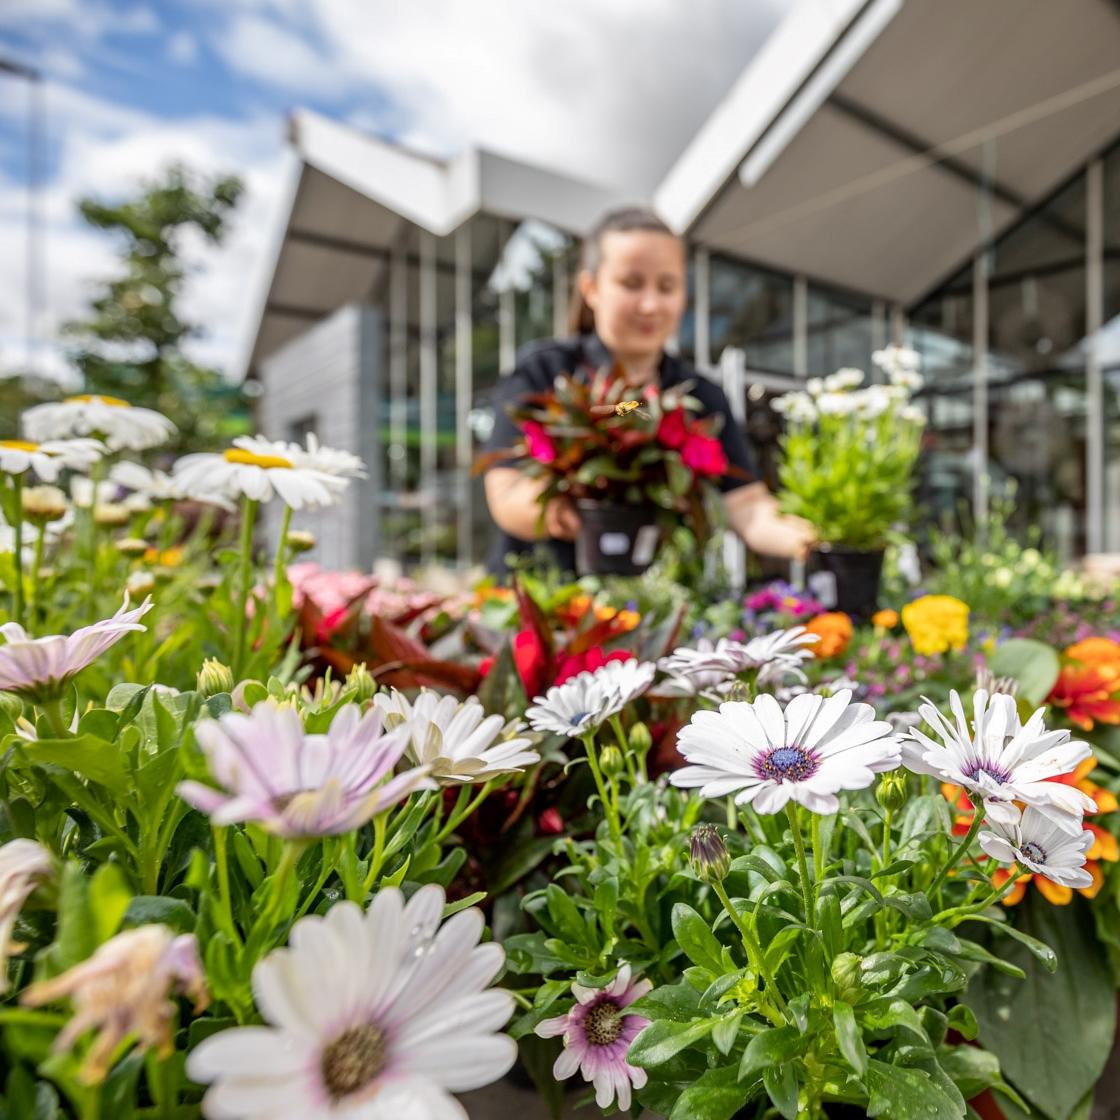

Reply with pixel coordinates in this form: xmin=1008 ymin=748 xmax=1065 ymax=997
xmin=1086 ymin=159 xmax=1104 ymax=555
xmin=972 ymin=252 xmax=990 ymax=534
xmin=498 ymin=221 xmax=516 ymax=372
xmin=552 ymin=250 xmax=568 ymax=338
xmin=792 ymin=275 xmax=808 ymax=377
xmin=455 ymin=225 xmax=474 ymax=567
xmin=388 ymin=240 xmax=408 ymax=511
xmin=419 ymin=231 xmax=437 ymax=566
xmin=694 ymin=245 xmax=711 ymax=370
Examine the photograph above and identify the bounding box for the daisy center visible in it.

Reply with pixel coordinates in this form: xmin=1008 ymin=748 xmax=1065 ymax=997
xmin=66 ymin=394 xmax=130 ymax=407
xmin=321 ymin=1024 xmax=388 ymax=1099
xmin=962 ymin=760 xmax=1012 ymax=785
xmin=584 ymin=1001 xmax=624 ymax=1046
xmin=0 ymin=440 xmax=39 ymax=452
xmin=223 ymin=448 xmax=293 ymax=470
xmin=1020 ymin=840 xmax=1047 ymax=864
xmin=755 ymin=744 xmax=819 ymax=783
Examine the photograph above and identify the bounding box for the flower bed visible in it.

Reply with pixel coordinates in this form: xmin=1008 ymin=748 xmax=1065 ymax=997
xmin=1 ymin=395 xmax=1118 ymax=1118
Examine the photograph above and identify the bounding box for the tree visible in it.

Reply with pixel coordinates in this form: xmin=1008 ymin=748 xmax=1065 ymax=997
xmin=65 ymin=165 xmax=248 ymax=452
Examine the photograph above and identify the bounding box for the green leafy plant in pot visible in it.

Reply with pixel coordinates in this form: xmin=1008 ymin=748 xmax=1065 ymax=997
xmin=773 ymin=346 xmax=926 ymax=619
xmin=480 ymin=363 xmax=739 ymax=576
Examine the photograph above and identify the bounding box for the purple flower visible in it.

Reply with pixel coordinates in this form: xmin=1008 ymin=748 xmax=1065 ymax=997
xmin=177 ymin=702 xmax=433 ymax=837
xmin=535 ymin=964 xmax=652 ymax=1111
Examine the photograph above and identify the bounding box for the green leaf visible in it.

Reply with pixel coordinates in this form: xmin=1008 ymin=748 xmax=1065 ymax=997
xmin=762 ymin=1063 xmax=800 ymax=1120
xmin=965 ymin=913 xmax=1058 ymax=972
xmin=672 ymin=903 xmax=725 ymax=973
xmin=628 ymin=1018 xmax=714 ymax=1068
xmin=969 ymin=896 xmax=1115 ymax=1120
xmin=738 ymin=1025 xmax=803 ymax=1082
xmin=865 ymin=1060 xmax=964 ymax=1119
xmin=88 ymin=863 xmax=131 ymax=945
xmin=668 ymin=1063 xmax=748 ymax=1120
xmin=123 ymin=895 xmax=196 ymax=933
xmin=711 ymin=1009 xmax=743 ymax=1056
xmin=833 ymin=1000 xmax=867 ymax=1076
xmin=19 ymin=734 xmax=130 ymax=795
xmin=947 ymin=1003 xmax=978 ymax=1041
xmin=988 ymin=638 xmax=1061 ymax=706
xmin=628 ymin=980 xmax=702 ymax=1023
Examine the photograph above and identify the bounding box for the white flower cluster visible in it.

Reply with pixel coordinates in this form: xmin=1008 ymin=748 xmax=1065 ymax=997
xmin=771 ymin=346 xmax=926 ymax=426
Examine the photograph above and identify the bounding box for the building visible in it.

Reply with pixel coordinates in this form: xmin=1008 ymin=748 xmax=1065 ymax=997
xmin=243 ymin=0 xmax=1120 ymax=572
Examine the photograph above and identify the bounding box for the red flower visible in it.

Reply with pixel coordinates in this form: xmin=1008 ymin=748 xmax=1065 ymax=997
xmin=315 ymin=606 xmax=348 ymax=642
xmin=523 ymin=420 xmax=557 ymax=464
xmin=537 ymin=808 xmax=565 ymax=836
xmin=513 ymin=629 xmax=548 ymax=698
xmin=478 ymin=655 xmax=495 ymax=677
xmin=681 ymin=431 xmax=728 ymax=476
xmin=1047 ymin=663 xmax=1120 ymax=731
xmin=554 ymin=646 xmax=633 ymax=684
xmin=656 ymin=408 xmax=688 ymax=449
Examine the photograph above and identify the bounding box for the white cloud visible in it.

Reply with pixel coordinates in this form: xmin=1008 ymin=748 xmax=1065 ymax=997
xmin=166 ymin=30 xmax=199 ymax=66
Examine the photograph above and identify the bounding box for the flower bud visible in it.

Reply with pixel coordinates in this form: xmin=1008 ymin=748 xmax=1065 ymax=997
xmin=599 ymin=745 xmax=624 ymax=777
xmin=725 ymin=679 xmax=753 ymax=703
xmin=627 ymin=721 xmax=652 ymax=757
xmin=115 ymin=537 xmax=149 ymax=557
xmin=196 ymin=658 xmax=234 ymax=697
xmin=94 ymin=502 xmax=130 ymax=528
xmin=875 ymin=771 xmax=908 ymax=814
xmin=690 ymin=824 xmax=730 ymax=883
xmin=831 ymin=952 xmax=863 ymax=1002
xmin=343 ymin=662 xmax=376 ymax=704
xmin=0 ymin=691 xmax=23 ymax=718
xmin=21 ymin=485 xmax=67 ymax=524
xmin=286 ymin=529 xmax=316 ymax=554
xmin=125 ymin=570 xmax=155 ymax=597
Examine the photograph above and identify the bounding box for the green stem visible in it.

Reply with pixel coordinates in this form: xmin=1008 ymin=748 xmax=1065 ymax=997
xmin=937 ymin=867 xmax=1026 ymax=926
xmin=11 ymin=474 xmax=24 ymax=627
xmin=582 ymin=733 xmax=621 ymax=845
xmin=726 ymin=795 xmax=736 ymax=831
xmin=880 ymin=809 xmax=893 ymax=872
xmin=712 ymin=879 xmax=788 ymax=1025
xmin=28 ymin=520 xmax=45 ymax=626
xmin=40 ymin=697 xmax=70 ymax=738
xmin=609 ymin=714 xmax=639 ymax=786
xmin=929 ymin=812 xmax=984 ymax=902
xmin=812 ymin=811 xmax=826 ymax=885
xmin=212 ymin=826 xmax=240 ymax=944
xmin=80 ymin=1086 xmax=100 ymax=1120
xmin=272 ymin=504 xmax=293 ymax=613
xmin=260 ymin=841 xmax=303 ymax=934
xmin=231 ymin=496 xmax=258 ymax=678
xmin=363 ymin=814 xmax=389 ymax=893
xmin=435 ymin=781 xmax=493 ymax=844
xmin=786 ymin=802 xmax=815 ymax=926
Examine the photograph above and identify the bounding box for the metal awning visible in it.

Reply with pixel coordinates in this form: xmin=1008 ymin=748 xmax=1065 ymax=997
xmin=241 ymin=110 xmax=629 ymax=377
xmin=657 ymin=0 xmax=1120 ymax=306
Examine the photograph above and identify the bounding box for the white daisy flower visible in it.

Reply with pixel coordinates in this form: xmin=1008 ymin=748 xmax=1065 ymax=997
xmin=187 ymin=885 xmax=517 ymax=1120
xmin=0 ymin=839 xmax=52 ymax=992
xmin=671 ymin=690 xmax=900 ymax=815
xmin=903 ymin=689 xmax=1095 ymax=834
xmin=108 ymin=461 xmax=183 ymax=509
xmin=979 ymin=806 xmax=1094 ymax=889
xmin=173 ymin=436 xmax=348 ymax=510
xmin=871 ymin=345 xmax=921 ymax=377
xmin=815 ymin=392 xmax=858 ymax=416
xmin=823 ymin=368 xmax=865 ymax=392
xmin=659 ymin=629 xmax=817 ymax=695
xmin=0 ymin=596 xmax=153 ymax=701
xmin=23 ymin=395 xmax=175 ymax=452
xmin=526 ymin=659 xmax=656 ymax=737
xmin=373 ymin=689 xmax=540 ymax=785
xmin=0 ymin=437 xmax=105 ymax=482
xmin=291 ymin=433 xmax=368 ymax=480
xmin=805 ymin=378 xmax=825 ymax=397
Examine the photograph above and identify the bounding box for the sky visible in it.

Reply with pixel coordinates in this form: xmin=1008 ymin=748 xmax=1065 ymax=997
xmin=0 ymin=0 xmax=790 ymax=386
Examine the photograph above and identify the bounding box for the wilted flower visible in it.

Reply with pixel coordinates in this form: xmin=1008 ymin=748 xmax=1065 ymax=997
xmin=176 ymin=701 xmax=433 ymax=836
xmin=0 ymin=839 xmax=51 ymax=992
xmin=0 ymin=596 xmax=153 ymax=701
xmin=24 ymin=396 xmax=175 ymax=452
xmin=22 ymin=925 xmax=207 ymax=1083
xmin=535 ymin=964 xmax=652 ymax=1112
xmin=188 ymin=886 xmax=515 ymax=1118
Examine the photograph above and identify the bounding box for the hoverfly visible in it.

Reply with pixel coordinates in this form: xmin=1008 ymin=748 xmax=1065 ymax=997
xmin=590 ymin=399 xmax=651 ymax=421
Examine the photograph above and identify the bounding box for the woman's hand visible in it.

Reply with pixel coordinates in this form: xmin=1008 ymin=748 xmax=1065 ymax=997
xmin=723 ymin=483 xmax=817 ymax=560
xmin=544 ymin=497 xmax=582 ymax=541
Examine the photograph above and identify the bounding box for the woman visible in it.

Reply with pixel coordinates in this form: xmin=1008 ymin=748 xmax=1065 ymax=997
xmin=483 ymin=207 xmax=815 ymax=574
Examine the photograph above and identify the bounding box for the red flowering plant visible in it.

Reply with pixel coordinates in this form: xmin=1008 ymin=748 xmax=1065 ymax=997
xmin=477 ymin=362 xmax=741 ymax=544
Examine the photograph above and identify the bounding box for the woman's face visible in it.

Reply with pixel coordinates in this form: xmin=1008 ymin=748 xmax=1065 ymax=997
xmin=580 ymin=230 xmax=686 ymax=363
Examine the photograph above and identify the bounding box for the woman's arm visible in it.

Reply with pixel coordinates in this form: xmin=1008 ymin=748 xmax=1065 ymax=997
xmin=723 ymin=482 xmax=815 ymax=560
xmin=484 ymin=467 xmax=582 ymax=541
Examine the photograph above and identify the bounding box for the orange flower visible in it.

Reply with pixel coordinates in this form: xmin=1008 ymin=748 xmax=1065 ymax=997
xmin=804 ymin=612 xmax=853 ymax=659
xmin=1065 ymin=637 xmax=1120 ymax=678
xmin=871 ymin=609 xmax=899 ymax=631
xmin=472 ymin=585 xmax=514 ymax=607
xmin=1047 ymin=663 xmax=1120 ymax=731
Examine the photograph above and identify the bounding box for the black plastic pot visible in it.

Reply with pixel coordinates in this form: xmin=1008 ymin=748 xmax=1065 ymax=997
xmin=574 ymin=500 xmax=663 ymax=576
xmin=806 ymin=544 xmax=885 ymax=621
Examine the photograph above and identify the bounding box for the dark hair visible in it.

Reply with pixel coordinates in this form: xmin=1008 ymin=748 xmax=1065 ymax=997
xmin=566 ymin=206 xmax=682 ymax=335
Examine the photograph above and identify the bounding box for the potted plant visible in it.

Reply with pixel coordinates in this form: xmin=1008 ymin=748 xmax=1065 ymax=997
xmin=772 ymin=346 xmax=926 ymax=618
xmin=482 ymin=363 xmax=738 ymax=576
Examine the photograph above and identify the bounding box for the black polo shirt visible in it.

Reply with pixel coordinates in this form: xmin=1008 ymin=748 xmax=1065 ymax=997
xmin=483 ymin=333 xmax=758 ymax=575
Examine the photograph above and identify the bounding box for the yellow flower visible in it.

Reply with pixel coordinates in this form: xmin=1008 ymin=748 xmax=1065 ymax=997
xmin=870 ymin=609 xmax=899 ymax=631
xmin=901 ymin=595 xmax=969 ymax=655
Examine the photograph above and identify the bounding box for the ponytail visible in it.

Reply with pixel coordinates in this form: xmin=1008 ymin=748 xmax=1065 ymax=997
xmin=565 ymin=206 xmax=679 ymax=336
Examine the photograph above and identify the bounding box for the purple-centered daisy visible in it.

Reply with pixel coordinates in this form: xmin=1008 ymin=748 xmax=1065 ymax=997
xmin=535 ymin=964 xmax=651 ymax=1111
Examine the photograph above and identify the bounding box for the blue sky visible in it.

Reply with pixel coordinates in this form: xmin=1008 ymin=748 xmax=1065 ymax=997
xmin=0 ymin=0 xmax=786 ymax=381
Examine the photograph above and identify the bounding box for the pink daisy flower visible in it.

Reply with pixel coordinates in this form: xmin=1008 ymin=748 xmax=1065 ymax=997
xmin=534 ymin=963 xmax=651 ymax=1111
